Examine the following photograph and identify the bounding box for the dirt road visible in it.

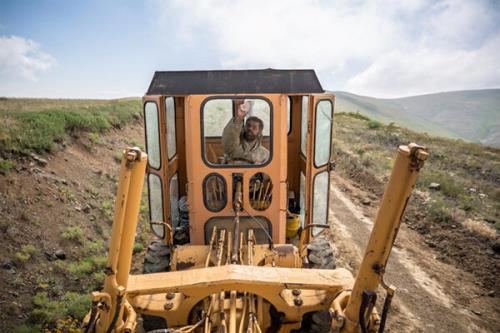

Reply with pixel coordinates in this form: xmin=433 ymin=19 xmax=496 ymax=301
xmin=329 ymin=174 xmax=500 ymax=333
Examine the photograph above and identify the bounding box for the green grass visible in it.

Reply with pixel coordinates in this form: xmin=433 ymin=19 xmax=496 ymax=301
xmin=101 ymin=199 xmax=114 ymax=222
xmin=88 ymin=132 xmax=100 ymax=144
xmin=0 ymin=98 xmax=141 ymax=154
xmin=427 ymin=197 xmax=454 ymax=223
xmin=61 ymin=226 xmax=84 ymax=243
xmin=31 ymin=291 xmax=91 ymax=323
xmin=84 ymin=240 xmax=104 ymax=254
xmin=65 ymin=255 xmax=107 ymax=279
xmin=15 ymin=245 xmax=37 ymax=263
xmin=417 ymin=170 xmax=466 ymax=199
xmin=133 ymin=242 xmax=145 ymax=254
xmin=0 ymin=159 xmax=15 ymax=174
xmin=367 ymin=120 xmax=382 ymax=129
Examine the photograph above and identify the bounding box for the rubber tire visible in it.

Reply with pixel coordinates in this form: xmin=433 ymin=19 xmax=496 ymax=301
xmin=307 ymin=236 xmax=336 ymax=269
xmin=142 ymin=241 xmax=171 ymax=332
xmin=300 ymin=236 xmax=336 ymax=332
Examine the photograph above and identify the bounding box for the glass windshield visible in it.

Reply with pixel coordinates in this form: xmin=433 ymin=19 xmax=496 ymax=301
xmin=202 ymin=98 xmax=271 ymax=166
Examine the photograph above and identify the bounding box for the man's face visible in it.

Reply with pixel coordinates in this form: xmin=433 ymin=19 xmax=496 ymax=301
xmin=243 ymin=120 xmax=261 ymax=141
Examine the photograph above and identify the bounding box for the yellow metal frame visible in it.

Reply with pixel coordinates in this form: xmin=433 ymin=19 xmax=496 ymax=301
xmin=83 ymin=140 xmax=427 ymax=332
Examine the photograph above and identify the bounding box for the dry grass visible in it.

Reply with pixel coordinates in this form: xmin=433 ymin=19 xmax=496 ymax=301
xmin=462 ymin=219 xmax=498 ymax=239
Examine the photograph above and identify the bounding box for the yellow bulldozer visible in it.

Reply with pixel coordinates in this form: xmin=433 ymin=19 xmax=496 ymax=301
xmin=82 ymin=69 xmax=428 ymax=333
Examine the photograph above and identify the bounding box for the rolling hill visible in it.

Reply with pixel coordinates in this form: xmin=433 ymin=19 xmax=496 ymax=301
xmin=333 ymin=89 xmax=500 ymax=147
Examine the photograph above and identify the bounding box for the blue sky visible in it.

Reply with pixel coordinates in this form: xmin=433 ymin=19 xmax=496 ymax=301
xmin=1 ymin=0 xmax=499 ymax=98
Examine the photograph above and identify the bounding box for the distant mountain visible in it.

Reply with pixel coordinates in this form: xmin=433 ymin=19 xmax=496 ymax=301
xmin=333 ymin=89 xmax=500 ymax=147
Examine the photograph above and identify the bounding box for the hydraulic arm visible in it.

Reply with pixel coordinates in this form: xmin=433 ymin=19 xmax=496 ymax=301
xmin=83 ymin=147 xmax=147 ymax=333
xmin=334 ymin=143 xmax=428 ymax=333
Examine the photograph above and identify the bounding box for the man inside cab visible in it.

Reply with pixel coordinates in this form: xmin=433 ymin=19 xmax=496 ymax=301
xmin=222 ymin=100 xmax=269 ymax=164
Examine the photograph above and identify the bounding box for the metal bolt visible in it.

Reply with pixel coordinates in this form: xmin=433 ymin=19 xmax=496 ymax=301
xmin=292 ymin=289 xmax=301 ymax=296
xmin=166 ymin=292 xmax=175 ymax=300
xmin=164 ymin=302 xmax=173 ymax=310
xmin=294 ymin=298 xmax=303 ymax=306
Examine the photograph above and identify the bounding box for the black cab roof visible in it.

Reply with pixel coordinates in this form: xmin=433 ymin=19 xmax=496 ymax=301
xmin=146 ymin=69 xmax=324 ymax=95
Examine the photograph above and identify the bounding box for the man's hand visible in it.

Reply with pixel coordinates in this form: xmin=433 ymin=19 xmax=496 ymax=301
xmin=236 ymin=101 xmax=251 ymax=121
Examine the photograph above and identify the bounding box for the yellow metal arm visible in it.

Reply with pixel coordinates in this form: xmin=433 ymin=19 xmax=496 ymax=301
xmin=83 ymin=147 xmax=147 ymax=333
xmin=340 ymin=143 xmax=428 ymax=333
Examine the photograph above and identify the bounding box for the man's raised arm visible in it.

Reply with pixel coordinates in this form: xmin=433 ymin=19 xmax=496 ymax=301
xmin=222 ymin=101 xmax=249 ymax=156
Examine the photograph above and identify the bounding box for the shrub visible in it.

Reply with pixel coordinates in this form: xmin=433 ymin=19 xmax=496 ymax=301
xmin=418 ymin=170 xmax=464 ymax=199
xmin=367 ymin=120 xmax=382 ymax=129
xmin=0 ymin=159 xmax=15 ymax=175
xmin=61 ymin=226 xmax=84 ymax=243
xmin=340 ymin=111 xmax=370 ymax=121
xmin=427 ymin=198 xmax=454 ymax=223
xmin=84 ymin=240 xmax=104 ymax=254
xmin=101 ymin=200 xmax=114 ymax=222
xmin=133 ymin=242 xmax=144 ymax=254
xmin=15 ymin=244 xmax=37 ymax=262
xmin=32 ymin=292 xmax=91 ymax=322
xmin=88 ymin=132 xmax=100 ymax=144
xmin=66 ymin=255 xmax=107 ymax=279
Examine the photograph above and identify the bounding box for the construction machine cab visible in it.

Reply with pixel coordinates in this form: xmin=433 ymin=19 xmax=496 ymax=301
xmin=143 ymin=69 xmax=335 ymax=247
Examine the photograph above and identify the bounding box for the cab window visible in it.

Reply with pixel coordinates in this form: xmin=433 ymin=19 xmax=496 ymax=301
xmin=144 ymin=102 xmax=161 ymax=169
xmin=300 ymin=96 xmax=308 ymax=156
xmin=312 ymin=171 xmax=329 ymax=236
xmin=314 ymin=100 xmax=333 ymax=167
xmin=202 ymin=97 xmax=271 ymax=166
xmin=148 ymin=174 xmax=164 ymax=237
xmin=165 ymin=97 xmax=177 ymax=160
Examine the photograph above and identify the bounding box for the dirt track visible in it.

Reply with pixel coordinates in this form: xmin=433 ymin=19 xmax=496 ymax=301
xmin=329 ymin=173 xmax=500 ymax=332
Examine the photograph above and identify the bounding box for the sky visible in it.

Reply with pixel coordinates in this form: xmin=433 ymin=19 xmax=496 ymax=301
xmin=0 ymin=0 xmax=499 ymax=99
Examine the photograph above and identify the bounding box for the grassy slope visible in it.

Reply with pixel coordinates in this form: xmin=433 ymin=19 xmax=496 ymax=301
xmin=0 ymin=98 xmax=142 ymax=155
xmin=333 ymin=112 xmax=500 ymax=226
xmin=334 ymin=89 xmax=500 ymax=147
xmin=0 ymin=98 xmax=147 ymax=332
xmin=333 ymin=112 xmax=500 ymax=292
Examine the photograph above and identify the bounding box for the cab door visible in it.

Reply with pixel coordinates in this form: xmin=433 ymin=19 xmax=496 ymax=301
xmin=143 ymin=96 xmax=179 ymax=241
xmin=303 ymin=94 xmax=335 ymax=239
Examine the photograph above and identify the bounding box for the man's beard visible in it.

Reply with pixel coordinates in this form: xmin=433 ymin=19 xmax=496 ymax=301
xmin=243 ymin=130 xmax=257 ymax=142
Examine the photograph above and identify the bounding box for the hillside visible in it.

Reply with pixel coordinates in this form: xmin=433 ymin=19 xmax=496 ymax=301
xmin=332 ymin=112 xmax=499 ymax=284
xmin=0 ymin=99 xmax=149 ymax=332
xmin=334 ymin=89 xmax=500 ymax=147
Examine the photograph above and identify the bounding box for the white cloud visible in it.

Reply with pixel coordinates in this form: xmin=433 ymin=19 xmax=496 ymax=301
xmin=0 ymin=35 xmax=55 ymax=81
xmin=345 ymin=34 xmax=500 ymax=97
xmin=155 ymin=0 xmax=500 ymax=97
